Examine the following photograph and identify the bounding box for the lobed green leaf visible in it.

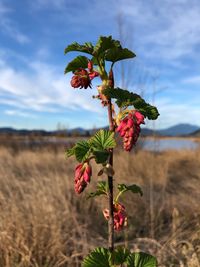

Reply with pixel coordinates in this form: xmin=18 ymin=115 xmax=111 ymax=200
xmin=65 ymin=130 xmax=115 ymax=163
xmin=87 ymin=181 xmax=108 ymax=199
xmin=74 ymin=140 xmax=91 ymax=162
xmin=93 ymin=35 xmax=121 ymax=57
xmin=64 ymin=55 xmax=88 ymax=74
xmin=82 ymin=246 xmax=157 ymax=267
xmin=105 ymin=47 xmax=136 ymax=63
xmin=126 ymin=252 xmax=157 ymax=267
xmin=82 ymin=247 xmax=111 ymax=267
xmin=118 ymin=184 xmax=143 ymax=196
xmin=112 ymin=246 xmax=131 ymax=265
xmin=103 ymin=87 xmax=159 ymax=120
xmin=64 ymin=41 xmax=94 ymax=55
xmin=90 ymin=129 xmax=116 ymax=151
xmin=65 ymin=146 xmax=76 ymax=158
xmin=93 ymin=150 xmax=109 ymax=164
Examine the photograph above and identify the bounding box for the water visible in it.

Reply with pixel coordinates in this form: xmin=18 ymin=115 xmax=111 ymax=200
xmin=142 ymin=138 xmax=199 ymax=151
xmin=16 ymin=137 xmax=199 ymax=151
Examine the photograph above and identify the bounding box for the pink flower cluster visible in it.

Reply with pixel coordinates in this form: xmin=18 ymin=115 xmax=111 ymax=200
xmin=116 ymin=111 xmax=145 ymax=151
xmin=70 ymin=61 xmax=99 ymax=89
xmin=103 ymin=203 xmax=127 ymax=231
xmin=74 ymin=162 xmax=92 ymax=194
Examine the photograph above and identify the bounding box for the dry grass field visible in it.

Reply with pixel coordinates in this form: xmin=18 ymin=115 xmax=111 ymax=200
xmin=0 ymin=144 xmax=199 ymax=266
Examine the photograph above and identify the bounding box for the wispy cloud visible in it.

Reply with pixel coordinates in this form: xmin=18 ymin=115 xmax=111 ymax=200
xmin=0 ymin=56 xmax=103 ymax=116
xmin=4 ymin=109 xmax=37 ymax=118
xmin=0 ymin=1 xmax=29 ymax=44
xmin=151 ymin=96 xmax=200 ymax=129
xmin=120 ymin=0 xmax=200 ymax=64
xmin=28 ymin=0 xmax=200 ymax=66
xmin=182 ymin=76 xmax=200 ymax=85
xmin=1 ymin=20 xmax=30 ymax=44
xmin=0 ymin=0 xmax=199 ymax=129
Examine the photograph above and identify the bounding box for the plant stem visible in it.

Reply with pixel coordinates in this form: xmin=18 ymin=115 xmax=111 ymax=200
xmin=107 ymin=98 xmax=114 ymax=252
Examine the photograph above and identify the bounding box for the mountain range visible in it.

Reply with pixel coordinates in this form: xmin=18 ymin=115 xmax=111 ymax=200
xmin=141 ymin=123 xmax=200 ymax=136
xmin=0 ymin=123 xmax=199 ymax=137
xmin=156 ymin=123 xmax=199 ymax=136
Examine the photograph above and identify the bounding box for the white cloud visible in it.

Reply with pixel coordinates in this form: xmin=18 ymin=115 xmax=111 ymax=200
xmin=27 ymin=0 xmax=200 ymax=66
xmin=2 ymin=20 xmax=30 ymax=44
xmin=0 ymin=57 xmax=103 ymax=116
xmin=26 ymin=0 xmax=200 ymax=65
xmin=150 ymin=96 xmax=200 ymax=129
xmin=4 ymin=109 xmax=37 ymax=118
xmin=119 ymin=0 xmax=200 ymax=63
xmin=182 ymin=76 xmax=200 ymax=85
xmin=0 ymin=0 xmax=199 ymax=129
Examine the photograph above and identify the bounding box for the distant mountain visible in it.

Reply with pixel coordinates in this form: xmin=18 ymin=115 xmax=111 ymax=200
xmin=189 ymin=128 xmax=200 ymax=137
xmin=0 ymin=127 xmax=16 ymax=134
xmin=0 ymin=127 xmax=91 ymax=136
xmin=157 ymin=124 xmax=199 ymax=136
xmin=0 ymin=123 xmax=199 ymax=137
xmin=140 ymin=128 xmax=155 ymax=136
xmin=0 ymin=127 xmax=50 ymax=135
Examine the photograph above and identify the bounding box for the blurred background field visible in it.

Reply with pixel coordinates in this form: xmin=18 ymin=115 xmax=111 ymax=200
xmin=0 ymin=136 xmax=199 ymax=267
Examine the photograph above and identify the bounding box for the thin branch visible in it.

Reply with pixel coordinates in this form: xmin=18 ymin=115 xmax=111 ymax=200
xmin=107 ymin=98 xmax=114 ymax=252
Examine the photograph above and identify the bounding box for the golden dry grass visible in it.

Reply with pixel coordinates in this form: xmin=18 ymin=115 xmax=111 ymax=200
xmin=0 ymin=146 xmax=199 ymax=266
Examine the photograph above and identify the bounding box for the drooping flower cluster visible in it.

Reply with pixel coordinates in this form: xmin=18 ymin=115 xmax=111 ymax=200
xmin=74 ymin=162 xmax=92 ymax=194
xmin=70 ymin=61 xmax=99 ymax=89
xmin=116 ymin=111 xmax=145 ymax=151
xmin=103 ymin=202 xmax=127 ymax=231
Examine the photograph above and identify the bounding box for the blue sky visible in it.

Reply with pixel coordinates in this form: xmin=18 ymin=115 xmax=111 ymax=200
xmin=0 ymin=0 xmax=199 ymax=130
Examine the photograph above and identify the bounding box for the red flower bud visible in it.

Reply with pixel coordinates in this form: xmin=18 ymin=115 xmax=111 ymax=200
xmin=103 ymin=202 xmax=127 ymax=231
xmin=70 ymin=65 xmax=99 ymax=89
xmin=116 ymin=119 xmax=127 ymax=133
xmin=74 ymin=162 xmax=92 ymax=194
xmin=116 ymin=111 xmax=145 ymax=151
xmin=127 ymin=118 xmax=134 ymax=128
xmin=87 ymin=60 xmax=93 ymax=72
xmin=113 ymin=203 xmax=127 ymax=231
xmin=134 ymin=111 xmax=145 ymax=125
xmin=89 ymin=71 xmax=99 ymax=80
xmin=83 ymin=164 xmax=92 ymax=183
xmin=70 ymin=69 xmax=91 ymax=89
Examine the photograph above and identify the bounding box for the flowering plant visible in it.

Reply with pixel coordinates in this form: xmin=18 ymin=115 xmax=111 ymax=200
xmin=64 ymin=36 xmax=159 ymax=267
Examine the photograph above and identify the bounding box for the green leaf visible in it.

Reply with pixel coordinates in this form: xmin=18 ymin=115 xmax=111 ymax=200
xmin=90 ymin=129 xmax=116 ymax=151
xmin=64 ymin=55 xmax=88 ymax=74
xmin=126 ymin=252 xmax=157 ymax=267
xmin=118 ymin=184 xmax=143 ymax=196
xmin=65 ymin=146 xmax=76 ymax=158
xmin=103 ymin=88 xmax=159 ymax=120
xmin=64 ymin=41 xmax=94 ymax=55
xmin=113 ymin=246 xmax=131 ymax=265
xmin=82 ymin=247 xmax=111 ymax=267
xmin=105 ymin=47 xmax=136 ymax=63
xmin=93 ymin=150 xmax=109 ymax=164
xmin=93 ymin=35 xmax=121 ymax=57
xmin=91 ymin=56 xmax=99 ymax=65
xmin=74 ymin=140 xmax=91 ymax=162
xmin=87 ymin=181 xmax=108 ymax=199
